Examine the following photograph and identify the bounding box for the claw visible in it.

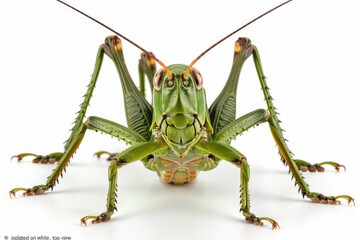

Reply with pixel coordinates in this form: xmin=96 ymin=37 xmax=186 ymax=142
xmin=259 ymin=217 xmax=280 ymax=230
xmin=11 ymin=153 xmax=39 ymax=162
xmin=318 ymin=161 xmax=346 ymax=172
xmin=335 ymin=165 xmax=346 ymax=172
xmin=80 ymin=212 xmax=113 ymax=226
xmin=9 ymin=187 xmax=32 ymax=197
xmin=335 ymin=195 xmax=355 ymax=205
xmin=9 ymin=189 xmax=22 ymax=198
xmin=245 ymin=214 xmax=279 ymax=230
xmin=80 ymin=216 xmax=98 ymax=226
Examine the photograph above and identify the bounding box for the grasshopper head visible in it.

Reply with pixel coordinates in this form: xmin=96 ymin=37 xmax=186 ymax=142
xmin=151 ymin=64 xmax=211 ymax=145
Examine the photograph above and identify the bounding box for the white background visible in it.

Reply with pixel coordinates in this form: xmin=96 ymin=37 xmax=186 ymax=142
xmin=1 ymin=0 xmax=359 ymax=239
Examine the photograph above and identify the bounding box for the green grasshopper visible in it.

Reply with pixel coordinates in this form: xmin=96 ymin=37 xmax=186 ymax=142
xmin=10 ymin=0 xmax=354 ymax=229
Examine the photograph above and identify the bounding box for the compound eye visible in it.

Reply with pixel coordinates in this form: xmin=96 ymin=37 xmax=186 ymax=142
xmin=191 ymin=68 xmax=203 ymax=89
xmin=153 ymin=69 xmax=165 ymax=90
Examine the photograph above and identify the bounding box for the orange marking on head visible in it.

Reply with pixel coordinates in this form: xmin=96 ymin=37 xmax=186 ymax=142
xmin=235 ymin=40 xmax=242 ymax=53
xmin=149 ymin=53 xmax=172 ymax=80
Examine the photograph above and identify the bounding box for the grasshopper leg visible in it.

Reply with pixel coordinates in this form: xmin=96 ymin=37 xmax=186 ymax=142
xmin=80 ymin=160 xmax=118 ymax=226
xmin=93 ymin=44 xmax=158 ymax=161
xmin=210 ymin=38 xmax=354 ymax=212
xmin=9 ymin=114 xmax=158 ymax=226
xmin=294 ymin=159 xmax=346 ymax=173
xmin=239 ymin=158 xmax=279 ymax=230
xmin=10 ymin=42 xmax=108 ymax=197
xmin=93 ymin=151 xmax=119 ymax=161
xmin=92 ymin=38 xmax=158 ymax=161
xmin=9 ymin=185 xmax=49 ymax=198
xmin=9 ymin=123 xmax=87 ymax=198
xmin=81 ymin=141 xmax=167 ymax=226
xmin=306 ymin=192 xmax=355 ymax=205
xmin=195 ymin=141 xmax=279 ymax=229
xmin=138 ymin=52 xmax=156 ymax=97
xmin=10 ymin=35 xmax=151 ymax=197
xmin=249 ymin=42 xmax=354 ymax=205
xmin=11 ymin=152 xmax=63 ymax=164
xmin=244 ymin=214 xmax=280 ymax=230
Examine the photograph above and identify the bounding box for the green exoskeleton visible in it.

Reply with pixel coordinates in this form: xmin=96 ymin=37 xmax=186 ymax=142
xmin=10 ymin=0 xmax=354 ymax=229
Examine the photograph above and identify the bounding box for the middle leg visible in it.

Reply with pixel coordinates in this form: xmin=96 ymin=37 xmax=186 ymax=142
xmin=10 ymin=116 xmax=148 ymax=197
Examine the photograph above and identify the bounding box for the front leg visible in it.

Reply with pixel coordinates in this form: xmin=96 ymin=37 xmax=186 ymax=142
xmin=195 ymin=141 xmax=279 ymax=229
xmin=80 ymin=160 xmax=118 ymax=226
xmin=80 ymin=140 xmax=168 ymax=226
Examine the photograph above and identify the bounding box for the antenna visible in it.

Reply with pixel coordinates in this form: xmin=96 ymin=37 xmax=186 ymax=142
xmin=56 ymin=0 xmax=173 ymax=79
xmin=57 ymin=0 xmax=292 ymax=80
xmin=183 ymin=0 xmax=293 ymax=79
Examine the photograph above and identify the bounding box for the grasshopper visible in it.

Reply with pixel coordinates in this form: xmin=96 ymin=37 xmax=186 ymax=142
xmin=10 ymin=0 xmax=354 ymax=229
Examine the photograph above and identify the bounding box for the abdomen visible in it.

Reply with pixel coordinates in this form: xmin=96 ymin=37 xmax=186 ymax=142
xmin=156 ymin=156 xmax=203 ymax=185
xmin=158 ymin=168 xmax=198 ymax=184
